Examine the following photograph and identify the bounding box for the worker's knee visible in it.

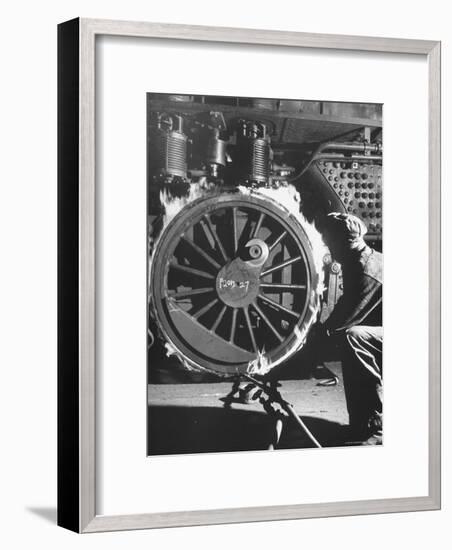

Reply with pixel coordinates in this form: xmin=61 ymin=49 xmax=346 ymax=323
xmin=344 ymin=326 xmax=383 ymax=353
xmin=345 ymin=325 xmax=367 ymax=344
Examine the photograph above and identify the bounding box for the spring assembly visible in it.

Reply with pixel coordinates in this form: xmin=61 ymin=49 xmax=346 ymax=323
xmin=149 ymin=113 xmax=188 ymax=180
xmin=235 ymin=120 xmax=272 ymax=185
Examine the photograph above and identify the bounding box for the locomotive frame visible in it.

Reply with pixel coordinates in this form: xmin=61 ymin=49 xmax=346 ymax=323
xmin=58 ymin=18 xmax=441 ymax=533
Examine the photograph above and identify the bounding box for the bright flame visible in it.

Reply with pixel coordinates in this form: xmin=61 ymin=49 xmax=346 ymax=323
xmin=160 ymin=178 xmax=216 ymax=227
xmin=247 ymin=349 xmax=270 ymax=376
xmin=164 ymin=341 xmax=213 ymax=374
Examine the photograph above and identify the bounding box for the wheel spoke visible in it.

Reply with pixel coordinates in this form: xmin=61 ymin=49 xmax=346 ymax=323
xmin=258 ymin=293 xmax=300 ymax=319
xmin=252 ymin=212 xmax=265 ymax=238
xmin=168 ymin=287 xmax=214 ymax=299
xmin=243 ymin=306 xmax=258 ymax=353
xmin=202 ymin=214 xmax=228 ymax=263
xmin=268 ymin=230 xmax=287 ymax=251
xmin=232 ymin=207 xmax=238 ymax=255
xmin=252 ymin=302 xmax=284 ymax=342
xmin=229 ymin=308 xmax=238 ymax=343
xmin=170 ymin=262 xmax=215 ymax=280
xmin=211 ymin=305 xmax=227 ymax=333
xmin=181 ymin=235 xmax=221 ymax=270
xmin=192 ymin=298 xmax=219 ymax=319
xmin=261 ymin=256 xmax=302 ymax=278
xmin=260 ymin=283 xmax=307 ymax=290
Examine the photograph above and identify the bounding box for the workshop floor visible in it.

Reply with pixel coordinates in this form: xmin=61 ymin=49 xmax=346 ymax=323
xmin=147 ymin=362 xmax=355 ymax=455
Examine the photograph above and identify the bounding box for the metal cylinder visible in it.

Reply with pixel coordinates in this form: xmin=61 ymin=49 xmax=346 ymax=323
xmin=205 ymin=129 xmax=227 ymax=167
xmin=189 ymin=126 xmax=227 ymax=180
xmin=205 ymin=130 xmax=227 ymax=178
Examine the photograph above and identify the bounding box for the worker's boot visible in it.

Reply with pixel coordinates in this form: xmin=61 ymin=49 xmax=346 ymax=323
xmin=347 ymin=411 xmax=382 ymax=445
xmin=361 ymin=413 xmax=383 ymax=446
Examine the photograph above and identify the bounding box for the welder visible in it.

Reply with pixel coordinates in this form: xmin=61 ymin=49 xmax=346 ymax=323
xmin=314 ymin=212 xmax=383 ymax=445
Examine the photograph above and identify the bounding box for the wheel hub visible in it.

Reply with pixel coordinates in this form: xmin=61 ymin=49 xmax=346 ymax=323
xmin=216 ymin=258 xmax=260 ymax=308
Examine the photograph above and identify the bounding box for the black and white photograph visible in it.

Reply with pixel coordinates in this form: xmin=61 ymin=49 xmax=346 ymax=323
xmin=147 ymin=93 xmax=383 ymax=455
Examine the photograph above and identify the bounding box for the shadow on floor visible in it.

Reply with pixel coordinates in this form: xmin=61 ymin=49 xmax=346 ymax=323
xmin=148 ymin=344 xmax=340 ymax=385
xmin=26 ymin=506 xmax=57 ymax=524
xmin=147 ymin=404 xmax=354 ymax=456
xmin=277 ymin=415 xmax=355 ymax=449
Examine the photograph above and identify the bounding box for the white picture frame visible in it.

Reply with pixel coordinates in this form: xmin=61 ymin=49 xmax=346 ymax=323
xmin=57 ymin=18 xmax=441 ymax=533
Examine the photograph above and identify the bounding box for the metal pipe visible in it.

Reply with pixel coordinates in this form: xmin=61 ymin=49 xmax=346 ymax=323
xmin=282 ymin=402 xmax=322 ymax=448
xmin=320 ymin=142 xmax=382 ymax=154
xmin=314 ymin=154 xmax=382 ymax=163
xmin=288 ymin=140 xmax=382 ymax=182
xmin=275 ymin=141 xmax=382 ymax=154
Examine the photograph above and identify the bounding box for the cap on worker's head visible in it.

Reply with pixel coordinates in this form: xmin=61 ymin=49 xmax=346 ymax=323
xmin=322 ymin=212 xmax=368 ymax=247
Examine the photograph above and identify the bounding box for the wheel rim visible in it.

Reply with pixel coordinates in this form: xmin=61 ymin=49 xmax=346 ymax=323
xmin=150 ymin=192 xmax=320 ymax=375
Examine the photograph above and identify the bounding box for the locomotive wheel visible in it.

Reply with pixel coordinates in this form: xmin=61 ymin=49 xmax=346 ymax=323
xmin=150 ymin=192 xmax=320 ymax=375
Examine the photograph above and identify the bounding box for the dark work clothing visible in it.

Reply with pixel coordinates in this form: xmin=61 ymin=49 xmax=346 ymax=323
xmin=341 ymin=325 xmax=382 ymax=436
xmin=323 ymin=245 xmax=383 ymax=439
xmin=325 ymin=246 xmax=382 ymax=333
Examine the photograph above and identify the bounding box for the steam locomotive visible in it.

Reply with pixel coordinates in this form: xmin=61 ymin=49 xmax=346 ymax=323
xmin=147 ymin=94 xmax=382 ymax=379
